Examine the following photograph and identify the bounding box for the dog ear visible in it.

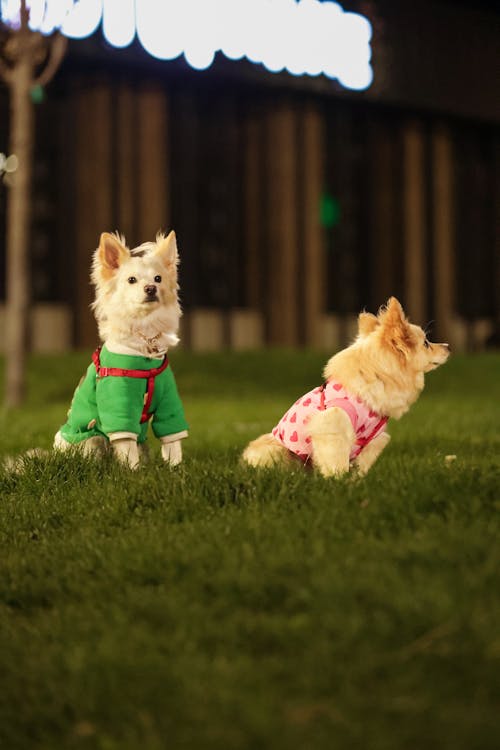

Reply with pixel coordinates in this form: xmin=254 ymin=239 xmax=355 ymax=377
xmin=385 ymin=296 xmax=405 ymax=319
xmin=96 ymin=233 xmax=129 ymax=279
xmin=380 ymin=297 xmax=415 ymax=359
xmin=358 ymin=312 xmax=379 ymax=336
xmin=154 ymin=230 xmax=178 ymax=267
xmin=377 ymin=296 xmax=405 ymax=320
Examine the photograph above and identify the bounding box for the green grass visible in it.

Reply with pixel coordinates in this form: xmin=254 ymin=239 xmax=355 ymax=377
xmin=0 ymin=350 xmax=499 ymax=750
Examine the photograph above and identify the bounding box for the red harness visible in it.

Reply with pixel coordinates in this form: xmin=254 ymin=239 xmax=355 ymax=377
xmin=92 ymin=346 xmax=169 ymax=424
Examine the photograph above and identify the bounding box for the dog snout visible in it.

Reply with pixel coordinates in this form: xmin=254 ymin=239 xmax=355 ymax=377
xmin=144 ymin=284 xmax=157 ymax=297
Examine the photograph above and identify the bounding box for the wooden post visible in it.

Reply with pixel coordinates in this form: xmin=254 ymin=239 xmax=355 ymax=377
xmin=403 ymin=121 xmax=427 ymax=324
xmin=266 ymin=101 xmax=299 ymax=346
xmin=136 ymin=86 xmax=169 ymax=240
xmin=243 ymin=113 xmax=262 ymax=311
xmin=431 ymin=124 xmax=455 ymax=343
xmin=116 ymin=83 xmax=136 ymax=242
xmin=302 ymin=103 xmax=325 ymax=347
xmin=369 ymin=120 xmax=400 ymax=306
xmin=73 ymin=83 xmax=113 ymax=347
xmin=493 ymin=137 xmax=500 ymax=344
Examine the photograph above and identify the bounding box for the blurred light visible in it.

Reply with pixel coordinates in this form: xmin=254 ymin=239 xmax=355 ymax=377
xmin=136 ymin=0 xmax=184 ymax=60
xmin=103 ymin=0 xmax=134 ymax=48
xmin=182 ymin=1 xmax=218 ymax=71
xmin=0 ymin=0 xmax=24 ymax=27
xmin=0 ymin=152 xmax=19 ymax=186
xmin=0 ymin=0 xmax=373 ymax=91
xmin=25 ymin=0 xmax=45 ymax=30
xmin=38 ymin=0 xmax=71 ymax=34
xmin=338 ymin=61 xmax=373 ymax=92
xmin=320 ymin=194 xmax=340 ymax=228
xmin=0 ymin=152 xmax=19 ymax=173
xmin=61 ymin=0 xmax=102 ymax=39
xmin=218 ymin=0 xmax=247 ymax=61
xmin=30 ymin=83 xmax=45 ymax=102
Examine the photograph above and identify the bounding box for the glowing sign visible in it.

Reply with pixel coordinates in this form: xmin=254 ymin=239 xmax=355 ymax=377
xmin=0 ymin=0 xmax=373 ymax=91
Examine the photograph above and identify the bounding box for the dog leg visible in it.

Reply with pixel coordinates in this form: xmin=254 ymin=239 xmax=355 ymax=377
xmin=54 ymin=430 xmax=108 ymax=458
xmin=3 ymin=448 xmax=49 ymax=474
xmin=81 ymin=436 xmax=108 ymax=458
xmin=54 ymin=430 xmax=71 ymax=451
xmin=242 ymin=433 xmax=294 ymax=469
xmin=308 ymin=407 xmax=355 ymax=478
xmin=160 ymin=438 xmax=183 ymax=466
xmin=109 ymin=433 xmax=140 ymax=469
xmin=354 ymin=431 xmax=391 ymax=476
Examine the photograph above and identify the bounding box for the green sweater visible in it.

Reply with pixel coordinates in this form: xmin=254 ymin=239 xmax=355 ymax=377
xmin=59 ymin=346 xmax=188 ymax=445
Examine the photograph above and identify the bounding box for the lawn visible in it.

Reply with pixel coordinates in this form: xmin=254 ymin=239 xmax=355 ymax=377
xmin=0 ymin=350 xmax=499 ymax=750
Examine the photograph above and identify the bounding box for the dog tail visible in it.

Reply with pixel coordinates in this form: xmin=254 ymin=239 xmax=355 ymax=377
xmin=2 ymin=448 xmax=50 ymax=474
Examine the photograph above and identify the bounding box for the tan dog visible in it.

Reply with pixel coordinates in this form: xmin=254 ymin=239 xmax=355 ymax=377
xmin=242 ymin=298 xmax=449 ymax=478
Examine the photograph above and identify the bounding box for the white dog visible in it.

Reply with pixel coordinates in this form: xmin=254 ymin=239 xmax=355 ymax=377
xmin=54 ymin=231 xmax=188 ymax=468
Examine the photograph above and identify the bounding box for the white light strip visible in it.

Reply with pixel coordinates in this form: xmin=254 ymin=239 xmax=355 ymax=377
xmin=103 ymin=0 xmax=135 ymax=49
xmin=0 ymin=0 xmax=373 ymax=91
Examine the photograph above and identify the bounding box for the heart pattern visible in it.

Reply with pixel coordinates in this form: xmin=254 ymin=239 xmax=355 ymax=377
xmin=271 ymin=381 xmax=386 ymax=463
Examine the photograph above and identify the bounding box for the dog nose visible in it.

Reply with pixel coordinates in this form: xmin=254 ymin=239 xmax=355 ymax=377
xmin=144 ymin=284 xmax=157 ymax=297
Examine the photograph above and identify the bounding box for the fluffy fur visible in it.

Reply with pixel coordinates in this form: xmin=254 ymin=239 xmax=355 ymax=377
xmin=54 ymin=231 xmax=186 ymax=469
xmin=91 ymin=231 xmax=181 ymax=357
xmin=242 ymin=297 xmax=450 ymax=478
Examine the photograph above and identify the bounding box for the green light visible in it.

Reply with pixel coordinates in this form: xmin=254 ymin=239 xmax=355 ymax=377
xmin=320 ymin=194 xmax=340 ymax=228
xmin=30 ymin=85 xmax=45 ymax=104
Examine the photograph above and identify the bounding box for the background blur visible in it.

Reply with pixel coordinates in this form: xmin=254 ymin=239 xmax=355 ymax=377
xmin=1 ymin=0 xmax=499 ymax=353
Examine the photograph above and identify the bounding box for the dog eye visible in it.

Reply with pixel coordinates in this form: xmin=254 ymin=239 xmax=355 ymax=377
xmin=424 ymin=339 xmax=430 ymax=348
xmin=128 ymin=276 xmax=137 ymax=284
xmin=154 ymin=275 xmax=162 ymax=283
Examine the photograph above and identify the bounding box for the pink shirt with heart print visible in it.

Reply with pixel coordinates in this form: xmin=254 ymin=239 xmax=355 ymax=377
xmin=272 ymin=381 xmax=388 ymax=463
